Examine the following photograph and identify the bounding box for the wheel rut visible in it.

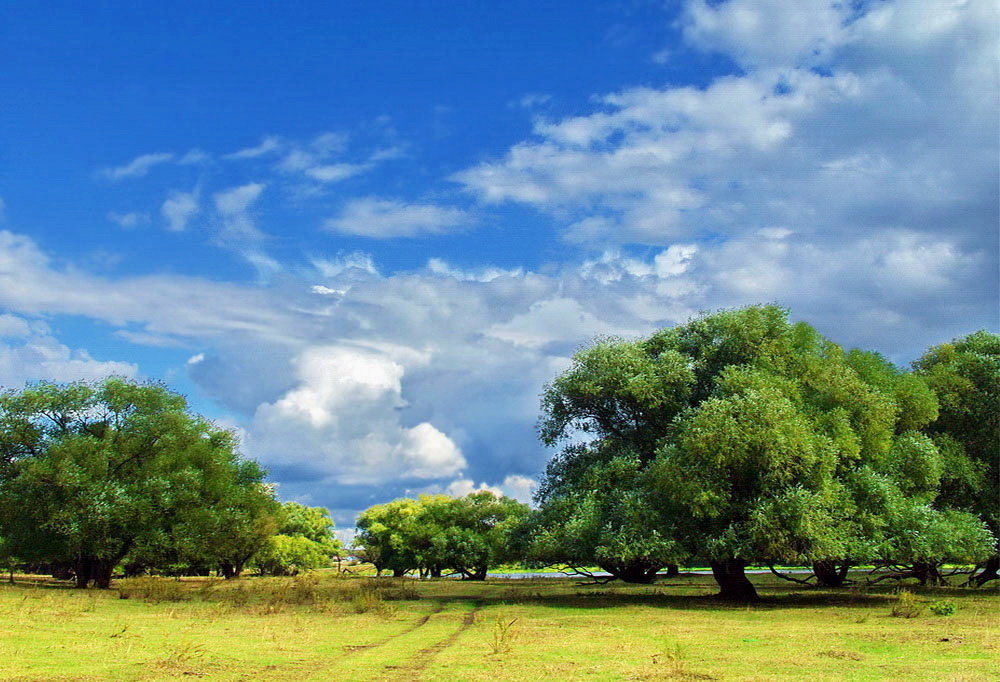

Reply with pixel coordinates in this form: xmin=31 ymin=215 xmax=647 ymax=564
xmin=379 ymin=600 xmax=484 ymax=680
xmin=342 ymin=601 xmax=445 ymax=654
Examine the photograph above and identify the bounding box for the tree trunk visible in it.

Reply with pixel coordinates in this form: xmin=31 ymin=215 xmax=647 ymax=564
xmin=813 ymin=560 xmax=851 ymax=587
xmin=974 ymin=555 xmax=999 ymax=586
xmin=665 ymin=564 xmax=680 ymax=577
xmin=710 ymin=559 xmax=759 ymax=602
xmin=92 ymin=560 xmax=115 ymax=589
xmin=392 ymin=568 xmax=406 ymax=577
xmin=430 ymin=566 xmax=442 ymax=578
xmin=74 ymin=557 xmax=94 ymax=589
xmin=463 ymin=565 xmax=488 ymax=581
xmin=220 ymin=562 xmax=237 ymax=579
xmin=912 ymin=561 xmax=943 ymax=586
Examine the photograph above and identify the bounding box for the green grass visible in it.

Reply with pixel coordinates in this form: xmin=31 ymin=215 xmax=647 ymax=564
xmin=0 ymin=570 xmax=996 ymax=681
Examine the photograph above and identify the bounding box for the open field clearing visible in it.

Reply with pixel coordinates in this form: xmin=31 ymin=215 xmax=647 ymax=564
xmin=0 ymin=571 xmax=996 ymax=681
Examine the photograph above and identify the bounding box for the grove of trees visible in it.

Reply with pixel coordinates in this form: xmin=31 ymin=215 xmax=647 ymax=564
xmin=357 ymin=306 xmax=997 ymax=602
xmin=356 ymin=492 xmax=529 ymax=580
xmin=0 ymin=306 xmax=995 ymax=603
xmin=0 ymin=379 xmax=340 ymax=586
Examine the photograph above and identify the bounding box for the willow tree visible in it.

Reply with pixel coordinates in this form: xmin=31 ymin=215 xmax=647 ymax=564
xmin=538 ymin=305 xmax=992 ymax=601
xmin=356 ymin=492 xmax=529 ymax=579
xmin=915 ymin=331 xmax=1000 ymax=585
xmin=0 ymin=378 xmax=277 ymax=587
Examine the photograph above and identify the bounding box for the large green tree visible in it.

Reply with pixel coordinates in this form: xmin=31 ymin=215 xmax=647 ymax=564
xmin=914 ymin=331 xmax=1000 ymax=585
xmin=537 ymin=306 xmax=993 ymax=601
xmin=0 ymin=378 xmax=278 ymax=587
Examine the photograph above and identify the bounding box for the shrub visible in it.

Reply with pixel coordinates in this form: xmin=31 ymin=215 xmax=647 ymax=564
xmin=117 ymin=577 xmax=189 ymax=603
xmin=890 ymin=589 xmax=922 ymax=618
xmin=928 ymin=600 xmax=956 ymax=616
xmin=488 ymin=616 xmax=519 ymax=655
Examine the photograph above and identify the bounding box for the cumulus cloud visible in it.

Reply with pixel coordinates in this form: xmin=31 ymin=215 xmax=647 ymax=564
xmin=244 ymin=345 xmax=466 ymax=485
xmin=428 ymin=474 xmax=537 ymax=504
xmin=99 ymin=152 xmax=175 ymax=181
xmin=161 ymin=190 xmax=199 ymax=232
xmin=324 ymin=197 xmax=470 ymax=238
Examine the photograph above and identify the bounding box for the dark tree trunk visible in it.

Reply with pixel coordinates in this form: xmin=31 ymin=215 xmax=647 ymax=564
xmin=665 ymin=564 xmax=680 ymax=577
xmin=392 ymin=568 xmax=406 ymax=577
xmin=74 ymin=557 xmax=94 ymax=589
xmin=601 ymin=562 xmax=661 ymax=584
xmin=429 ymin=566 xmax=442 ymax=578
xmin=912 ymin=561 xmax=943 ymax=586
xmin=813 ymin=560 xmax=851 ymax=587
xmin=219 ymin=562 xmax=237 ymax=579
xmin=122 ymin=562 xmax=146 ymax=578
xmin=92 ymin=560 xmax=115 ymax=589
xmin=710 ymin=559 xmax=759 ymax=602
xmin=464 ymin=565 xmax=488 ymax=581
xmin=974 ymin=555 xmax=999 ymax=586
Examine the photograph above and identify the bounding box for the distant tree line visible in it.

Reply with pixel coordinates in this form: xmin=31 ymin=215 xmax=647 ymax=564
xmin=356 ymin=307 xmax=998 ymax=602
xmin=0 ymin=379 xmax=340 ymax=587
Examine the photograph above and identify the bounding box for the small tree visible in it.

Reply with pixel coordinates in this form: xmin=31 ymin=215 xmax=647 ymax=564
xmin=356 ymin=492 xmax=529 ymax=580
xmin=254 ymin=502 xmax=342 ymax=576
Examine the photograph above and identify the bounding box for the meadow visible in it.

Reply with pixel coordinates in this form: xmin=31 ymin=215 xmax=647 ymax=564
xmin=0 ymin=570 xmax=996 ymax=681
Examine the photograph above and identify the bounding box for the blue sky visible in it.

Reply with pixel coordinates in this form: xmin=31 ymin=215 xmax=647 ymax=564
xmin=1 ymin=0 xmax=997 ymax=529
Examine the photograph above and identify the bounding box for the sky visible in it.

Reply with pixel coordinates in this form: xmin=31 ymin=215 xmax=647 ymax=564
xmin=0 ymin=0 xmax=997 ymax=531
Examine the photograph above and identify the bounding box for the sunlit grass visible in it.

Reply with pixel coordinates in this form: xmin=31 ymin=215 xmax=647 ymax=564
xmin=0 ymin=570 xmax=996 ymax=680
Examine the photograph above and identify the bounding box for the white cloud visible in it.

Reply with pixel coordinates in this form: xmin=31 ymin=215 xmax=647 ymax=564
xmin=488 ymin=297 xmax=638 ymax=349
xmin=683 ymin=0 xmax=852 ymax=69
xmin=225 ymin=136 xmax=283 ymax=160
xmin=161 ymin=190 xmax=199 ymax=232
xmin=178 ymin=148 xmax=211 ymax=165
xmin=0 ymin=223 xmax=993 ymax=517
xmin=99 ymin=152 xmax=174 ymax=181
xmin=311 ymin=251 xmax=380 ymax=279
xmin=0 ymin=315 xmax=137 ymax=389
xmin=0 ymin=313 xmax=31 ymax=338
xmin=304 ymin=163 xmax=370 ymax=183
xmin=426 ymin=258 xmax=523 ymax=282
xmin=213 ymin=182 xmax=267 ymax=257
xmin=455 ymin=0 xmax=997 ymax=256
xmin=244 ymin=345 xmax=466 ymax=485
xmin=107 ymin=211 xmax=149 ymax=229
xmin=324 ymin=197 xmax=470 ymax=238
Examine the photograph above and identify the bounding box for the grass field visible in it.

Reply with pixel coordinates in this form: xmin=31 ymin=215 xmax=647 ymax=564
xmin=0 ymin=570 xmax=996 ymax=681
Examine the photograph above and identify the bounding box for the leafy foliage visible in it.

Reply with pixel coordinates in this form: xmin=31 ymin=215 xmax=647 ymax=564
xmin=0 ymin=378 xmax=279 ymax=586
xmin=534 ymin=306 xmax=994 ymax=600
xmin=356 ymin=492 xmax=529 ymax=579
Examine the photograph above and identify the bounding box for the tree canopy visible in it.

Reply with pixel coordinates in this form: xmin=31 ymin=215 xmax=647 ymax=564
xmin=914 ymin=330 xmax=1000 ymax=584
xmin=535 ymin=306 xmax=993 ymax=600
xmin=356 ymin=492 xmax=529 ymax=580
xmin=0 ymin=378 xmax=280 ymax=587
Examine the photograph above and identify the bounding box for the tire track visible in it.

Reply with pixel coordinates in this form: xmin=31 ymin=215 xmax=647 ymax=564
xmin=342 ymin=601 xmax=445 ymax=654
xmin=380 ymin=600 xmax=484 ymax=680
